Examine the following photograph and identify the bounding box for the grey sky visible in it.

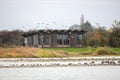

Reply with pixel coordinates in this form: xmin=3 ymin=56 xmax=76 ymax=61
xmin=0 ymin=0 xmax=120 ymax=30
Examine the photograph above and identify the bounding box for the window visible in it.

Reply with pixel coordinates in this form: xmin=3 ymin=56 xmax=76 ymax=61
xmin=77 ymin=35 xmax=82 ymax=44
xmin=38 ymin=35 xmax=41 ymax=45
xmin=57 ymin=35 xmax=62 ymax=45
xmin=43 ymin=35 xmax=49 ymax=45
xmin=57 ymin=34 xmax=70 ymax=45
xmin=64 ymin=35 xmax=69 ymax=45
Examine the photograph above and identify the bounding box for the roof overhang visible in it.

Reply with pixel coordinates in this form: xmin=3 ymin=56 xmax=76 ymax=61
xmin=22 ymin=29 xmax=87 ymax=37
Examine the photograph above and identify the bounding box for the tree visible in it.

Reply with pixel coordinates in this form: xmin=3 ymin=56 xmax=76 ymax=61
xmin=0 ymin=30 xmax=24 ymax=47
xmin=69 ymin=24 xmax=81 ymax=30
xmin=93 ymin=27 xmax=109 ymax=47
xmin=81 ymin=21 xmax=94 ymax=31
xmin=108 ymin=20 xmax=120 ymax=47
xmin=81 ymin=21 xmax=95 ymax=47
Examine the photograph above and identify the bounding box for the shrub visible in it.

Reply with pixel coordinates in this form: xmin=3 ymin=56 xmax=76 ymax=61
xmin=95 ymin=47 xmax=118 ymax=55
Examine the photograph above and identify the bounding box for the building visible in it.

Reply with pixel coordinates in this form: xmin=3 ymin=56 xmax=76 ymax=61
xmin=23 ymin=29 xmax=86 ymax=47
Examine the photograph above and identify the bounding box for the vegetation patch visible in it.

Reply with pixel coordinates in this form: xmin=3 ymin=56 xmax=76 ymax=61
xmin=0 ymin=47 xmax=68 ymax=58
xmin=0 ymin=47 xmax=39 ymax=58
xmin=37 ymin=49 xmax=68 ymax=57
xmin=95 ymin=47 xmax=118 ymax=55
xmin=0 ymin=47 xmax=120 ymax=58
xmin=44 ymin=47 xmax=120 ymax=56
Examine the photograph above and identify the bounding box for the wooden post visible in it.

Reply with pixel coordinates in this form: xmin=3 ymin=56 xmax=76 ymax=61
xmin=33 ymin=34 xmax=39 ymax=47
xmin=70 ymin=33 xmax=77 ymax=47
xmin=28 ymin=36 xmax=33 ymax=47
xmin=41 ymin=35 xmax=43 ymax=47
xmin=24 ymin=37 xmax=28 ymax=47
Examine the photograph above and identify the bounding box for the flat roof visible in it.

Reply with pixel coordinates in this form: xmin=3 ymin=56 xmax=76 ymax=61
xmin=23 ymin=29 xmax=87 ymax=37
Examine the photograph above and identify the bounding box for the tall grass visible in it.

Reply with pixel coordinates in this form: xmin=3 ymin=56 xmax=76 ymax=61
xmin=0 ymin=47 xmax=39 ymax=58
xmin=0 ymin=47 xmax=120 ymax=58
xmin=0 ymin=47 xmax=68 ymax=58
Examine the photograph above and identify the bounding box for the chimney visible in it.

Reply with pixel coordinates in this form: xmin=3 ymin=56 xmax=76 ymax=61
xmin=80 ymin=14 xmax=84 ymax=26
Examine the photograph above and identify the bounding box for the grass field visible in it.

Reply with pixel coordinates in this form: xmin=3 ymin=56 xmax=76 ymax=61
xmin=0 ymin=47 xmax=120 ymax=58
xmin=111 ymin=48 xmax=120 ymax=52
xmin=43 ymin=47 xmax=120 ymax=56
xmin=43 ymin=48 xmax=96 ymax=52
xmin=43 ymin=47 xmax=120 ymax=52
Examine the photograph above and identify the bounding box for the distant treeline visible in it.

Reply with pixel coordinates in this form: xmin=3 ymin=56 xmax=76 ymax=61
xmin=0 ymin=30 xmax=24 ymax=47
xmin=0 ymin=21 xmax=120 ymax=48
xmin=79 ymin=20 xmax=120 ymax=47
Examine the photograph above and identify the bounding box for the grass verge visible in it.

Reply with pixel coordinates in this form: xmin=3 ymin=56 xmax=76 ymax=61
xmin=0 ymin=47 xmax=120 ymax=58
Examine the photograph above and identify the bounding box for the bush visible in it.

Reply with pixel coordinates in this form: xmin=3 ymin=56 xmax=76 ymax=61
xmin=95 ymin=47 xmax=118 ymax=55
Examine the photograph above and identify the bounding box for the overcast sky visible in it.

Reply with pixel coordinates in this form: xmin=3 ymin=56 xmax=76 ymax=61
xmin=0 ymin=0 xmax=120 ymax=31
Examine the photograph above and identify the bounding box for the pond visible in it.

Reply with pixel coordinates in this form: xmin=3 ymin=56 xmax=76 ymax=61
xmin=0 ymin=66 xmax=120 ymax=80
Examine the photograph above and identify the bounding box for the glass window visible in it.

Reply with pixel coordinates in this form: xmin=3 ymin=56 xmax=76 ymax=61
xmin=77 ymin=35 xmax=82 ymax=44
xmin=57 ymin=34 xmax=70 ymax=45
xmin=38 ymin=35 xmax=44 ymax=45
xmin=43 ymin=35 xmax=49 ymax=45
xmin=38 ymin=35 xmax=41 ymax=45
xmin=57 ymin=35 xmax=62 ymax=45
xmin=64 ymin=35 xmax=69 ymax=45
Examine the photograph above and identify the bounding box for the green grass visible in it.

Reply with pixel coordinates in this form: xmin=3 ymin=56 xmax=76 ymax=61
xmin=111 ymin=48 xmax=120 ymax=52
xmin=43 ymin=48 xmax=96 ymax=53
xmin=43 ymin=47 xmax=120 ymax=56
xmin=43 ymin=47 xmax=120 ymax=53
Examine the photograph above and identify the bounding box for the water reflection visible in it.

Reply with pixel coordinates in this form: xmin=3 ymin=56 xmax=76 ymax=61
xmin=0 ymin=66 xmax=120 ymax=80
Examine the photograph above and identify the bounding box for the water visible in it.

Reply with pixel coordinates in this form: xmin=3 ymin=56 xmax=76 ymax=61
xmin=0 ymin=66 xmax=120 ymax=80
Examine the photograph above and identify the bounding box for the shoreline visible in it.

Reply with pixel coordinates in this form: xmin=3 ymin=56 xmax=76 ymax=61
xmin=0 ymin=64 xmax=120 ymax=68
xmin=0 ymin=56 xmax=120 ymax=68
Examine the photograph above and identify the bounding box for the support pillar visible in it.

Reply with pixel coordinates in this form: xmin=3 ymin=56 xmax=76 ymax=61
xmin=24 ymin=37 xmax=28 ymax=47
xmin=33 ymin=34 xmax=39 ymax=47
